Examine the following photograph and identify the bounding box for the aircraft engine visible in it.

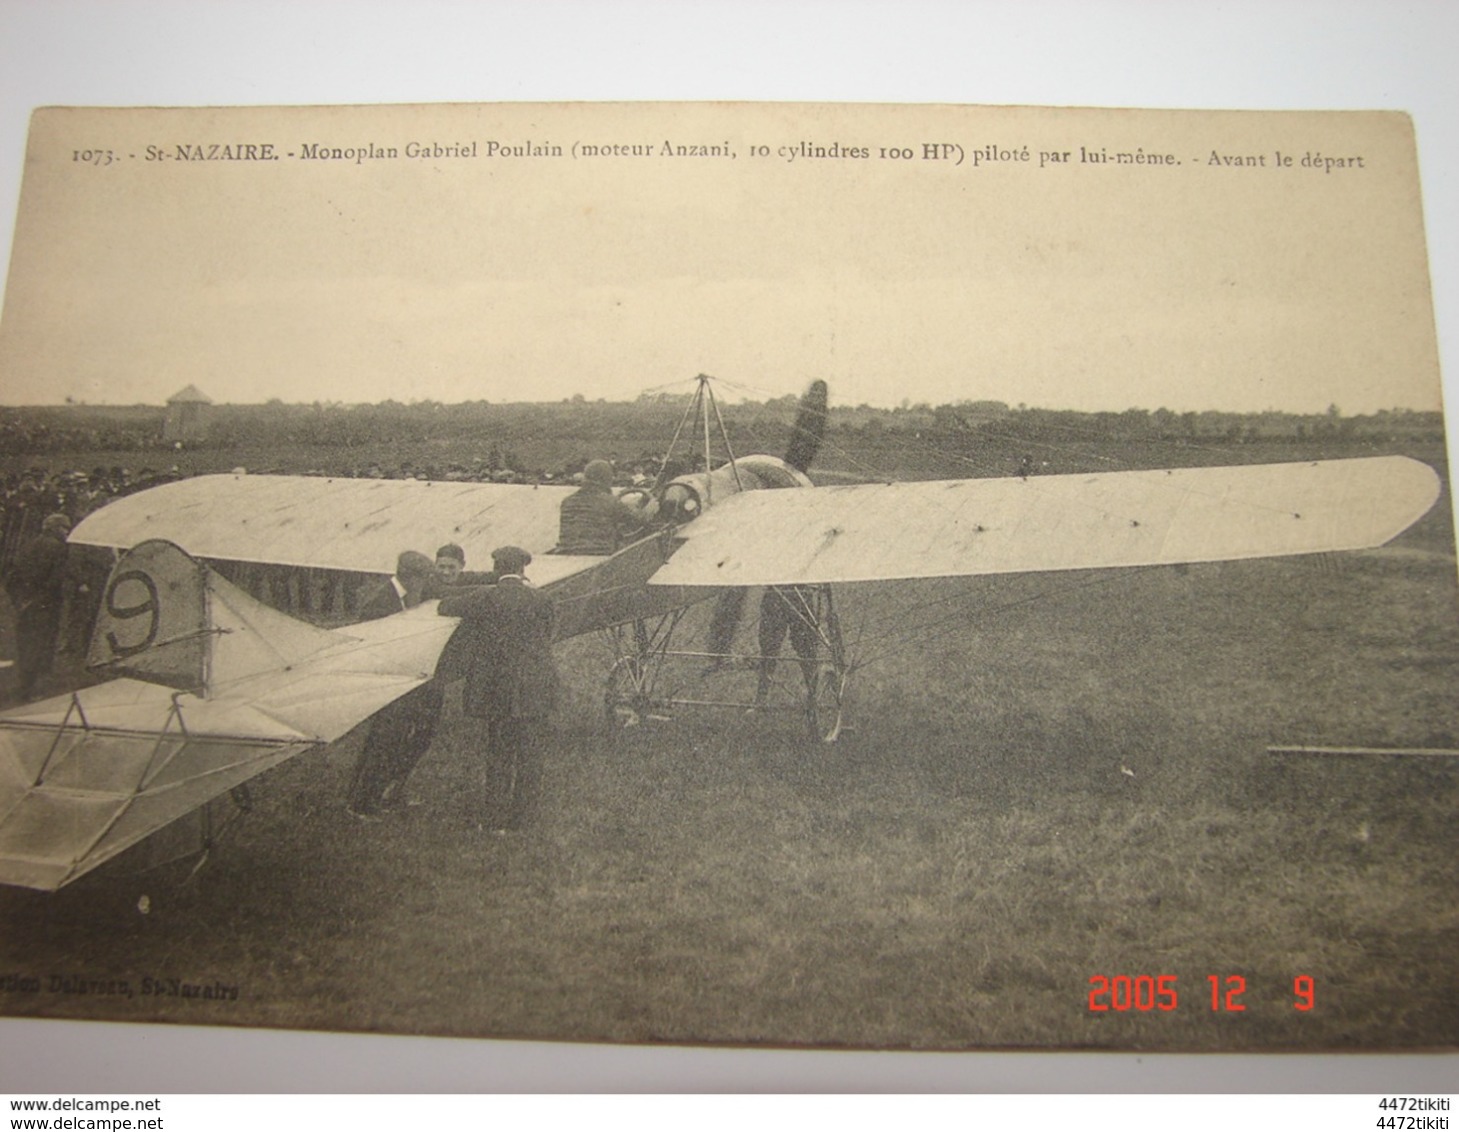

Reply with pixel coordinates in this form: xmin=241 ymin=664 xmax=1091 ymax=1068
xmin=656 ymin=455 xmax=813 ymax=525
xmin=655 ymin=377 xmax=826 ymax=524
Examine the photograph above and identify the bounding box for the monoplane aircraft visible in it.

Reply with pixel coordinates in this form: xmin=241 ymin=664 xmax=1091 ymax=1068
xmin=0 ymin=376 xmax=1442 ymax=889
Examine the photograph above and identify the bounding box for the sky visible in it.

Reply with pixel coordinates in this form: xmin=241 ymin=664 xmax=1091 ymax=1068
xmin=0 ymin=101 xmax=1443 ymax=415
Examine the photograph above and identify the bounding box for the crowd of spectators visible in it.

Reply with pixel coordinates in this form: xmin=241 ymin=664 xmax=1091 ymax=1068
xmin=0 ymin=465 xmax=184 ymax=570
xmin=292 ymin=450 xmax=692 ymax=488
xmin=0 ymin=414 xmax=159 ymax=457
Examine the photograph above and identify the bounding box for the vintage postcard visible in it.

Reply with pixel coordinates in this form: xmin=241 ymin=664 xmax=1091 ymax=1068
xmin=0 ymin=102 xmax=1453 ymax=1052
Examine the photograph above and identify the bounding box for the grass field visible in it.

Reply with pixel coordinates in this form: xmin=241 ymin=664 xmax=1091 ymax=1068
xmin=0 ymin=437 xmax=1455 ymax=1051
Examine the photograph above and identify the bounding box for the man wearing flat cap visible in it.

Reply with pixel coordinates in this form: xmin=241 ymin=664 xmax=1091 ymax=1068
xmin=347 ymin=550 xmax=443 ymax=818
xmin=439 ymin=545 xmax=558 ymax=831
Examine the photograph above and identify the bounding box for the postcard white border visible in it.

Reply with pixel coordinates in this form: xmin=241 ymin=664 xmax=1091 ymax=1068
xmin=1 ymin=0 xmax=1456 ymax=1095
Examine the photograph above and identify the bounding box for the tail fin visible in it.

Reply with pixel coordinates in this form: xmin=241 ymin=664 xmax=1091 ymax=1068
xmin=88 ymin=540 xmax=343 ymax=697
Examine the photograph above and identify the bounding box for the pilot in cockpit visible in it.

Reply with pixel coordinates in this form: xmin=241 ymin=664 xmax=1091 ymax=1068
xmin=555 ymin=459 xmax=657 ymax=555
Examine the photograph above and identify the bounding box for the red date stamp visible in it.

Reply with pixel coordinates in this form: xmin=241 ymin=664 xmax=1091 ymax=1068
xmin=1087 ymin=974 xmax=1316 ymax=1012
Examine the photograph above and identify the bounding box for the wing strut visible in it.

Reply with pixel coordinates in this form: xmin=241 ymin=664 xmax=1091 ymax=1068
xmin=30 ymin=692 xmax=92 ymax=787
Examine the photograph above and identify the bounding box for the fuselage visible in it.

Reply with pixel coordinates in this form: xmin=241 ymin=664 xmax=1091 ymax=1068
xmin=543 ymin=454 xmax=812 ymax=639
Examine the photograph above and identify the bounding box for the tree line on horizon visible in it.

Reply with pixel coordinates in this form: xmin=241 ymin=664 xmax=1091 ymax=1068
xmin=0 ymin=395 xmax=1444 ymax=458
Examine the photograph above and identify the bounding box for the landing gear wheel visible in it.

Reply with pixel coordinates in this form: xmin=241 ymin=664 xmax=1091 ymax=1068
xmin=806 ymin=662 xmax=846 ymax=744
xmin=803 ymin=584 xmax=848 ymax=744
xmin=605 ymin=655 xmax=651 ymax=732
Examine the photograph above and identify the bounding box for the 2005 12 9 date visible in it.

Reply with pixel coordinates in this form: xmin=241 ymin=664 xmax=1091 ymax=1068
xmin=1087 ymin=974 xmax=1316 ymax=1012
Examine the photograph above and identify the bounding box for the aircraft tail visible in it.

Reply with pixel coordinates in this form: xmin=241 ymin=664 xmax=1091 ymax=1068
xmin=87 ymin=540 xmax=347 ymax=698
xmin=0 ymin=541 xmax=457 ymax=891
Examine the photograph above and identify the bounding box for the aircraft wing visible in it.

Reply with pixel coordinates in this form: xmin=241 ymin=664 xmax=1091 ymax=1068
xmin=0 ymin=542 xmax=459 ymax=890
xmin=71 ymin=473 xmax=596 ymax=584
xmin=648 ymin=456 xmax=1442 ymax=587
xmin=0 ymin=682 xmax=316 ymax=891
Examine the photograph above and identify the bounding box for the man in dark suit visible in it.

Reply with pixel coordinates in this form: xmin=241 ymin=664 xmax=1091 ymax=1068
xmin=355 ymin=550 xmax=433 ymax=622
xmin=427 ymin=543 xmax=496 ymax=683
xmin=438 ymin=545 xmax=558 ymax=831
xmin=5 ymin=512 xmax=71 ymax=701
xmin=347 ymin=550 xmax=441 ymax=818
